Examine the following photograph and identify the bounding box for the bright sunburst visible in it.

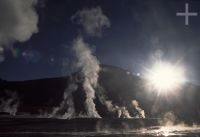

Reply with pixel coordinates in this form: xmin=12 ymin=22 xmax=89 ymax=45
xmin=145 ymin=62 xmax=186 ymax=92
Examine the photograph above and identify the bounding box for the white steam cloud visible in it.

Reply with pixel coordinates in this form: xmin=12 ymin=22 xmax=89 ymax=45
xmin=105 ymin=100 xmax=145 ymax=118
xmin=132 ymin=100 xmax=145 ymax=118
xmin=0 ymin=0 xmax=39 ymax=62
xmin=71 ymin=6 xmax=110 ymax=37
xmin=0 ymin=91 xmax=19 ymax=116
xmin=73 ymin=37 xmax=101 ymax=118
xmin=105 ymin=100 xmax=131 ymax=118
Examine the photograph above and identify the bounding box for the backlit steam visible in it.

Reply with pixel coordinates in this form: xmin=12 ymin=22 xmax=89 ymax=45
xmin=73 ymin=37 xmax=101 ymax=118
xmin=0 ymin=91 xmax=19 ymax=116
xmin=132 ymin=100 xmax=145 ymax=118
xmin=105 ymin=100 xmax=145 ymax=118
xmin=105 ymin=100 xmax=131 ymax=118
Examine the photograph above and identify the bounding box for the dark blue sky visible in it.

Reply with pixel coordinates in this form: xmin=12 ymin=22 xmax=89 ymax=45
xmin=1 ymin=0 xmax=200 ymax=84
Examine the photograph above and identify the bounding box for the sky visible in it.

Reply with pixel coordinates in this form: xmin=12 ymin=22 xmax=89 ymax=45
xmin=0 ymin=0 xmax=200 ymax=84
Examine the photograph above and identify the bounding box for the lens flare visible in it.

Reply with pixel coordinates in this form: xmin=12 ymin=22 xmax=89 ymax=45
xmin=145 ymin=62 xmax=185 ymax=92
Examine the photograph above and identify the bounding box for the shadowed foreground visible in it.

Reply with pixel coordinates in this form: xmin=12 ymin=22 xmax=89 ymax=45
xmin=0 ymin=117 xmax=158 ymax=132
xmin=0 ymin=117 xmax=200 ymax=137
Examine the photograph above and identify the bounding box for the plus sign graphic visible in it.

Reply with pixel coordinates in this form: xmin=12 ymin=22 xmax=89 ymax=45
xmin=176 ymin=3 xmax=198 ymax=25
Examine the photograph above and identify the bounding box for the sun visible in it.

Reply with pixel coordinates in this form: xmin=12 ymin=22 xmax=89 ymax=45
xmin=145 ymin=62 xmax=185 ymax=92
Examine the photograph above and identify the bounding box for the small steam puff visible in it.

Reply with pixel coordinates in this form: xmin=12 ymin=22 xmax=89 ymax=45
xmin=0 ymin=91 xmax=19 ymax=116
xmin=0 ymin=0 xmax=38 ymax=62
xmin=73 ymin=37 xmax=101 ymax=118
xmin=132 ymin=100 xmax=145 ymax=118
xmin=71 ymin=6 xmax=111 ymax=37
xmin=105 ymin=100 xmax=145 ymax=118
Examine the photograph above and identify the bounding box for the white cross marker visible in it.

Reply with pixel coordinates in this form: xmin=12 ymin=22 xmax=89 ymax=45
xmin=176 ymin=3 xmax=198 ymax=25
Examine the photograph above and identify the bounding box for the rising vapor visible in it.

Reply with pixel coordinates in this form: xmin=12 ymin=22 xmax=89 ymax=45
xmin=0 ymin=91 xmax=19 ymax=116
xmin=54 ymin=6 xmax=111 ymax=118
xmin=73 ymin=37 xmax=101 ymax=118
xmin=132 ymin=100 xmax=145 ymax=118
xmin=105 ymin=100 xmax=145 ymax=118
xmin=0 ymin=0 xmax=38 ymax=62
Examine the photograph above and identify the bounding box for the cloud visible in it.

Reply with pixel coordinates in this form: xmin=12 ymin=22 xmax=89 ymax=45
xmin=0 ymin=0 xmax=39 ymax=61
xmin=71 ymin=6 xmax=110 ymax=37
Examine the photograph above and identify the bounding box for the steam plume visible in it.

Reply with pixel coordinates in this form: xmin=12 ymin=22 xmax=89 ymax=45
xmin=0 ymin=0 xmax=38 ymax=61
xmin=70 ymin=6 xmax=110 ymax=117
xmin=73 ymin=37 xmax=101 ymax=118
xmin=0 ymin=91 xmax=19 ymax=116
xmin=53 ymin=6 xmax=110 ymax=118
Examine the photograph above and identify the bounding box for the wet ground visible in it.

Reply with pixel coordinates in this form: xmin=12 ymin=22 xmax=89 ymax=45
xmin=0 ymin=117 xmax=200 ymax=137
xmin=1 ymin=128 xmax=200 ymax=137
